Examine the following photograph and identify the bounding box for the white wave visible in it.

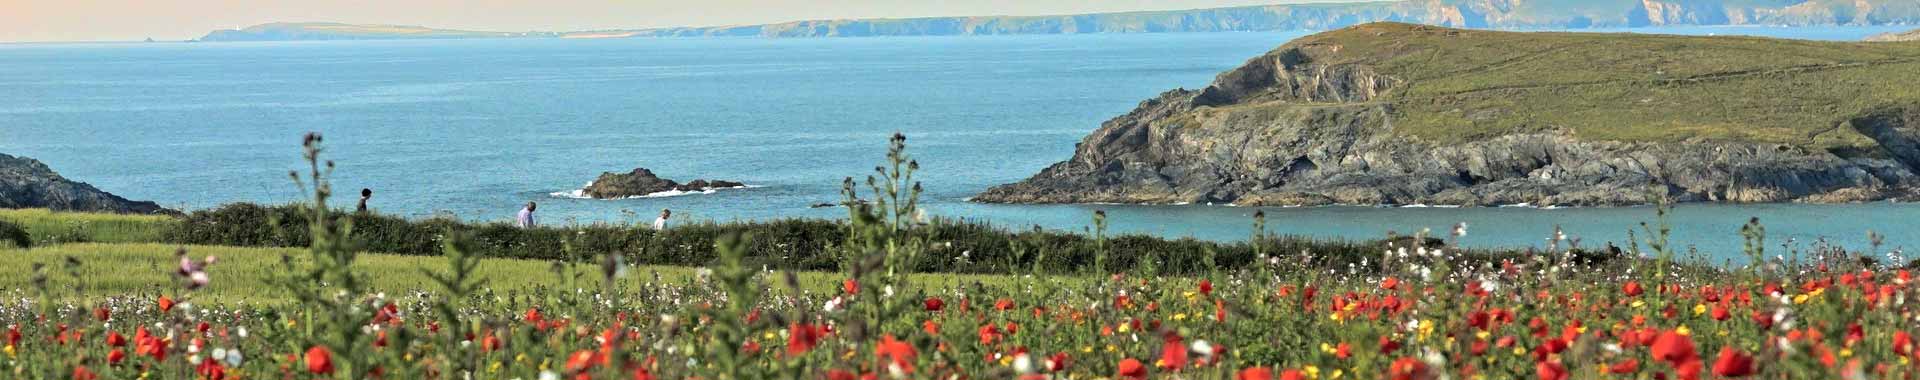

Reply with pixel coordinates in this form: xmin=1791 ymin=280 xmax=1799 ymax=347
xmin=550 ymin=184 xmax=759 ymax=200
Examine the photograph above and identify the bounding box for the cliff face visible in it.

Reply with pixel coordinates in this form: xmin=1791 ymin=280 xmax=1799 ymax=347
xmin=976 ymin=23 xmax=1920 ymax=207
xmin=0 ymin=154 xmax=174 ymax=214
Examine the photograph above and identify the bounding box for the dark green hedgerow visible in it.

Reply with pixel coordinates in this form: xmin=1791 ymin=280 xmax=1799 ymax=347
xmin=160 ymin=202 xmax=1606 ymax=275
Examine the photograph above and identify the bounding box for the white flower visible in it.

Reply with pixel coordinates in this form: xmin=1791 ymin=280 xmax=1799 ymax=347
xmin=1190 ymin=340 xmax=1215 ymax=357
xmin=224 ymin=349 xmax=245 ymax=366
xmin=539 ymin=371 xmax=561 ymax=380
xmin=1013 ymin=353 xmax=1035 ymax=374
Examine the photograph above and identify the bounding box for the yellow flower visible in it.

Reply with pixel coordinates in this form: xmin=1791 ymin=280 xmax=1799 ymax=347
xmin=1631 ymin=300 xmax=1646 ymax=309
xmin=1304 ymin=365 xmax=1321 ymax=379
xmin=1321 ymin=343 xmax=1337 ymax=354
xmin=1173 ymin=313 xmax=1189 ymax=321
xmin=1512 ymin=347 xmax=1526 ymax=356
xmin=1692 ymin=304 xmax=1706 ymax=315
xmin=515 ymin=353 xmax=527 ymax=363
xmin=488 ymin=361 xmax=502 ymax=373
xmin=3 ymin=344 xmax=13 ymax=358
xmin=1418 ymin=319 xmax=1436 ymax=341
xmin=1676 ymin=326 xmax=1693 ymax=336
xmin=1841 ymin=348 xmax=1854 ymax=358
xmin=1118 ymin=323 xmax=1131 ymax=333
xmin=1794 ymin=294 xmax=1809 ymax=304
xmin=1082 ymin=346 xmax=1094 ymax=353
xmin=1475 ymin=331 xmax=1491 ymax=340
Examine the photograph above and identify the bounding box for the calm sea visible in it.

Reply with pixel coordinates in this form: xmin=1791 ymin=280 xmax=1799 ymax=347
xmin=2 ymin=25 xmax=1916 ymax=261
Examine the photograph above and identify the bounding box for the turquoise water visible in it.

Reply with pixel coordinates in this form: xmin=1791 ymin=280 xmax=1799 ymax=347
xmin=2 ymin=25 xmax=1917 ymax=260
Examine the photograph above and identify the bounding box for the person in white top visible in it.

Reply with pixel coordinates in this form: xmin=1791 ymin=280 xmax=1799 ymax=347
xmin=516 ymin=202 xmax=537 ymax=229
xmin=652 ymin=209 xmax=671 ymax=230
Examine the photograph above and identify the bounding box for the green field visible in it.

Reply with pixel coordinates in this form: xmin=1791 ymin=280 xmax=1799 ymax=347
xmin=1235 ymin=23 xmax=1920 ymax=150
xmin=0 ymin=242 xmax=1045 ymax=304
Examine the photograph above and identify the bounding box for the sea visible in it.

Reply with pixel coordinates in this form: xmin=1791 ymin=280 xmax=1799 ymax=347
xmin=2 ymin=25 xmax=1916 ymax=262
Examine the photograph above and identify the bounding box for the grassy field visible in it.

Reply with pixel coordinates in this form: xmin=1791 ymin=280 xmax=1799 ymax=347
xmin=0 ymin=208 xmax=175 ymax=244
xmin=0 ymin=242 xmax=1055 ymax=304
xmin=1248 ymin=23 xmax=1920 ymax=149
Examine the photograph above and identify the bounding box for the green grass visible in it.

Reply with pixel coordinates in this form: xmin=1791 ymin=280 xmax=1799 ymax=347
xmin=0 ymin=242 xmax=1056 ymax=304
xmin=1216 ymin=23 xmax=1920 ymax=151
xmin=0 ymin=208 xmax=177 ymax=244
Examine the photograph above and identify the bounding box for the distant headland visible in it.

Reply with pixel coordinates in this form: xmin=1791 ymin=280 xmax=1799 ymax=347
xmin=199 ymin=0 xmax=1920 ymax=42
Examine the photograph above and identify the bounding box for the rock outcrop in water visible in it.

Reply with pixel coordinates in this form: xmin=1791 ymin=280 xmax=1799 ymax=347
xmin=577 ymin=168 xmax=745 ymax=199
xmin=976 ymin=23 xmax=1920 ymax=207
xmin=0 ymin=153 xmax=175 ymax=214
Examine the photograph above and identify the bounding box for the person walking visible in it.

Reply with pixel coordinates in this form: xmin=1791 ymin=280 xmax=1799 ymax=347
xmin=652 ymin=209 xmax=671 ymax=230
xmin=517 ymin=202 xmax=537 ymax=229
xmin=356 ymin=188 xmax=373 ymax=213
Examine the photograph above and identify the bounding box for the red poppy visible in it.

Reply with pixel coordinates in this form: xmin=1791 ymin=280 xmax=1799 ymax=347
xmin=874 ymin=335 xmax=916 ymax=375
xmin=995 ymin=298 xmax=1015 ymax=311
xmin=107 ymin=348 xmax=125 ymax=365
xmin=304 ymin=346 xmax=335 ymax=375
xmin=1044 ymin=352 xmax=1069 ymax=372
xmin=94 ymin=307 xmax=110 ymax=322
xmin=922 ymin=320 xmax=939 ymax=335
xmin=978 ymin=324 xmax=1001 ymax=345
xmin=1381 ymin=277 xmax=1400 ymax=291
xmin=1607 ymin=359 xmax=1639 ymax=374
xmin=825 ymin=370 xmax=856 ymax=380
xmin=1236 ymin=367 xmax=1273 ymax=380
xmin=1116 ymin=358 xmax=1148 ymax=380
xmin=525 ymin=308 xmax=542 ymax=324
xmin=72 ymin=366 xmax=98 ymax=380
xmin=1159 ymin=335 xmax=1189 ymax=370
xmin=1199 ymin=280 xmax=1214 ymax=296
xmin=1279 ymin=369 xmax=1307 ymax=380
xmin=566 ymin=349 xmax=604 ymax=373
xmin=105 ymin=331 xmax=126 ymax=347
xmin=1712 ymin=347 xmax=1755 ymax=377
xmin=1536 ymin=360 xmax=1567 ymax=380
xmin=1623 ymin=281 xmax=1644 ymax=297
xmin=1896 ymin=331 xmax=1914 ymax=357
xmin=1388 ymin=357 xmax=1427 ymax=380
xmin=1710 ymin=303 xmax=1730 ymax=321
xmin=1335 ymin=342 xmax=1353 ymax=359
xmin=843 ymin=278 xmax=859 ymax=295
xmin=787 ymin=323 xmax=825 ymax=357
xmin=1650 ymin=331 xmax=1697 ymax=364
xmin=924 ymin=297 xmax=944 ymax=312
xmin=158 ymin=296 xmax=175 ymax=313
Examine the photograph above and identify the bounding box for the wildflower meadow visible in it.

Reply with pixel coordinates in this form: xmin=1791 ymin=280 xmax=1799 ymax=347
xmin=3 ymin=133 xmax=1917 ymax=380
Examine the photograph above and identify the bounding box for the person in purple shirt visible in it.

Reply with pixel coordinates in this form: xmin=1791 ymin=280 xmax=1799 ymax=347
xmin=517 ymin=202 xmax=537 ymax=228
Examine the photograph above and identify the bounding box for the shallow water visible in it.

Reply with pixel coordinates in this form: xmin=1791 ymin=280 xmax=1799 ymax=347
xmin=2 ymin=25 xmax=1915 ymax=261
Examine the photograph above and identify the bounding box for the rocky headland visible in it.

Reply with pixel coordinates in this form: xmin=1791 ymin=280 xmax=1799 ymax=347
xmin=1 ymin=153 xmax=175 ymax=214
xmin=977 ymin=23 xmax=1920 ymax=207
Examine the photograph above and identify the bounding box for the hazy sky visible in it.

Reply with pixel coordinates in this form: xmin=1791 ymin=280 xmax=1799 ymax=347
xmin=0 ymin=0 xmax=1353 ymax=42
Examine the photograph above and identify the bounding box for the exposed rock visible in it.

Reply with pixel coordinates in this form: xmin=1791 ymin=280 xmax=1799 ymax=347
xmin=578 ymin=168 xmax=747 ymax=199
xmin=0 ymin=153 xmax=176 ymax=214
xmin=976 ymin=23 xmax=1920 ymax=207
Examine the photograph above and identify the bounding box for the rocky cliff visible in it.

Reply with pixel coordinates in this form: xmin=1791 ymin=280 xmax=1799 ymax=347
xmin=976 ymin=23 xmax=1920 ymax=207
xmin=0 ymin=154 xmax=174 ymax=214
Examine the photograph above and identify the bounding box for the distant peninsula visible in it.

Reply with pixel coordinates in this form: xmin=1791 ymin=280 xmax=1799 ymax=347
xmin=975 ymin=22 xmax=1920 ymax=207
xmin=201 ymin=0 xmax=1920 ymax=42
xmin=1869 ymin=28 xmax=1920 ymax=41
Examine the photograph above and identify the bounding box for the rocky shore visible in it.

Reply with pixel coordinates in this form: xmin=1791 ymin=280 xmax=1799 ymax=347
xmin=976 ymin=23 xmax=1920 ymax=207
xmin=0 ymin=153 xmax=175 ymax=214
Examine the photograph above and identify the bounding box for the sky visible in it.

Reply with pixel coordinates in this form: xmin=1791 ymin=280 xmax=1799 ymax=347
xmin=0 ymin=0 xmax=1356 ymax=42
